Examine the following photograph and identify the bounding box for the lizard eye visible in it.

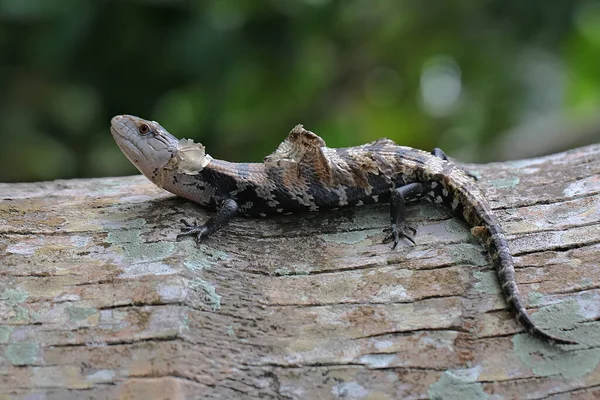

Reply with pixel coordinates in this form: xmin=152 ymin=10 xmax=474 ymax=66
xmin=138 ymin=124 xmax=150 ymax=135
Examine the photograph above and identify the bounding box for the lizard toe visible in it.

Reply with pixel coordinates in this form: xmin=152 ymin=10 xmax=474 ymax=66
xmin=194 ymin=229 xmax=210 ymax=245
xmin=179 ymin=219 xmax=197 ymax=232
xmin=177 ymin=221 xmax=208 ymax=241
xmin=383 ymin=223 xmax=416 ymax=248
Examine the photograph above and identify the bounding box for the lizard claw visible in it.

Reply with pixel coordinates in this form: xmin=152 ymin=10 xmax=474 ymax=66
xmin=177 ymin=219 xmax=210 ymax=245
xmin=383 ymin=223 xmax=417 ymax=249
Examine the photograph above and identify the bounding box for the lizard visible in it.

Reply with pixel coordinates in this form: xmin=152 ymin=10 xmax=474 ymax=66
xmin=110 ymin=114 xmax=577 ymax=345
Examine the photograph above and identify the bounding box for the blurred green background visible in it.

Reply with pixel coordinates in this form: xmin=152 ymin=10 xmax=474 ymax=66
xmin=1 ymin=0 xmax=599 ymax=183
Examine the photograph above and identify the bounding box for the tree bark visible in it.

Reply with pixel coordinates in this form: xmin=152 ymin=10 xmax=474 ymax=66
xmin=1 ymin=145 xmax=599 ymax=399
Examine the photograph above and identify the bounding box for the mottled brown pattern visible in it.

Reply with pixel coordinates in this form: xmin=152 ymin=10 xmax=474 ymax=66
xmin=110 ymin=115 xmax=577 ymax=345
xmin=229 ymin=132 xmax=576 ymax=344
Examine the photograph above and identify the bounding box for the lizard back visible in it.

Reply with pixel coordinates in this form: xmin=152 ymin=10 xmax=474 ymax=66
xmin=187 ymin=127 xmax=474 ymax=218
xmin=110 ymin=115 xmax=576 ymax=345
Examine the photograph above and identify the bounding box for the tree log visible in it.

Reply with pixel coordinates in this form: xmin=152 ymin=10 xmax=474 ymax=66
xmin=1 ymin=145 xmax=599 ymax=399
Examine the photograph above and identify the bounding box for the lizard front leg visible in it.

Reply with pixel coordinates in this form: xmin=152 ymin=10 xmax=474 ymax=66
xmin=383 ymin=182 xmax=424 ymax=249
xmin=177 ymin=198 xmax=239 ymax=245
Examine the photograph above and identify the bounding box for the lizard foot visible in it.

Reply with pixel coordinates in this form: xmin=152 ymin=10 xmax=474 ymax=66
xmin=176 ymin=219 xmax=210 ymax=245
xmin=383 ymin=223 xmax=417 ymax=249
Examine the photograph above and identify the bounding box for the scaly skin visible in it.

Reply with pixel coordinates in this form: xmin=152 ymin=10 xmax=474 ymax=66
xmin=110 ymin=114 xmax=577 ymax=345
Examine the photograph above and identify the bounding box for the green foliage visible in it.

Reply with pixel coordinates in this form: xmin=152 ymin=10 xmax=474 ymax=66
xmin=0 ymin=0 xmax=597 ymax=182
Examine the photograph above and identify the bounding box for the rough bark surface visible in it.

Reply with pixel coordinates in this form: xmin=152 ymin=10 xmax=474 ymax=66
xmin=1 ymin=145 xmax=600 ymax=399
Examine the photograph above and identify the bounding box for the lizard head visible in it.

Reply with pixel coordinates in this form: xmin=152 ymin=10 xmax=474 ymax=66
xmin=110 ymin=115 xmax=212 ymax=187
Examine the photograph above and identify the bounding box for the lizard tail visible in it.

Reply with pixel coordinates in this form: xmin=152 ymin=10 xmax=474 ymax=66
xmin=436 ymin=165 xmax=578 ymax=345
xmin=478 ymin=221 xmax=577 ymax=345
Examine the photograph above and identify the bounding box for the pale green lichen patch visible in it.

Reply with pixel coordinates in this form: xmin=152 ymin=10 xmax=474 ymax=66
xmin=531 ymin=299 xmax=582 ymax=335
xmin=0 ymin=325 xmax=14 ymax=343
xmin=529 ymin=298 xmax=600 ymax=346
xmin=182 ymin=242 xmax=228 ymax=271
xmin=5 ymin=342 xmax=40 ymax=365
xmin=581 ymin=277 xmax=593 ymax=287
xmin=86 ymin=369 xmax=116 ymax=383
xmin=428 ymin=366 xmax=488 ymax=400
xmin=321 ymin=229 xmax=379 ymax=245
xmin=274 ymin=264 xmax=313 ymax=276
xmin=123 ymin=241 xmax=175 ymax=262
xmin=106 ymin=218 xmax=178 ymax=278
xmin=449 ymin=243 xmax=487 ymax=267
xmin=576 ymin=291 xmax=600 ymax=319
xmin=489 ymin=176 xmax=520 ymax=189
xmin=106 ymin=228 xmax=141 ymax=245
xmin=181 ymin=311 xmax=190 ymax=330
xmin=105 ymin=218 xmax=175 ymax=263
xmin=331 ymin=381 xmax=369 ymax=398
xmin=70 ymin=235 xmax=92 ymax=248
xmin=359 ymin=353 xmax=398 ymax=368
xmin=1 ymin=288 xmax=28 ymax=305
xmin=66 ymin=306 xmax=98 ymax=322
xmin=6 ymin=240 xmax=44 ymax=256
xmin=189 ymin=277 xmax=221 ymax=311
xmin=545 ymin=202 xmax=592 ymax=225
xmin=514 ymin=334 xmax=600 ymax=379
xmin=181 ymin=243 xmax=227 ymax=312
xmin=274 ymin=267 xmax=291 ymax=276
xmin=528 ymin=291 xmax=544 ymax=307
xmin=473 ymin=271 xmax=500 ymax=295
xmin=119 ymin=261 xmax=178 ymax=279
xmin=1 ymin=288 xmax=32 ymax=324
xmin=197 ymin=244 xmax=228 ymax=261
xmin=106 ymin=217 xmax=146 ymax=231
xmin=563 ymin=175 xmax=600 ymax=197
xmin=7 ymin=305 xmax=32 ymax=324
xmin=514 ymin=299 xmax=600 ymax=379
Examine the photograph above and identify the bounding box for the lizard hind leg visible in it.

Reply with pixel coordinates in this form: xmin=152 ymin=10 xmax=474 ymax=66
xmin=383 ymin=182 xmax=425 ymax=249
xmin=177 ymin=198 xmax=239 ymax=245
